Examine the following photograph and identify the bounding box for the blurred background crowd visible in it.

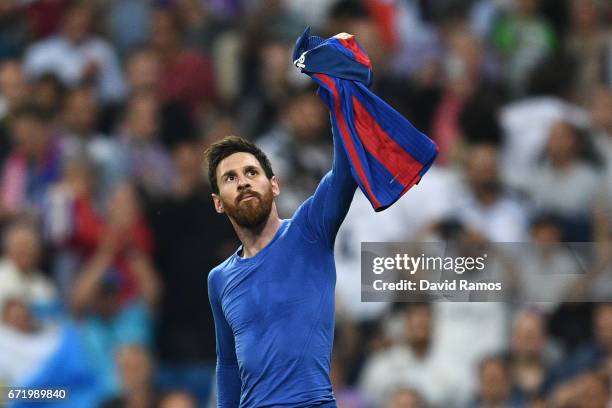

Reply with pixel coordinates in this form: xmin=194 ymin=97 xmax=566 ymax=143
xmin=0 ymin=0 xmax=611 ymax=407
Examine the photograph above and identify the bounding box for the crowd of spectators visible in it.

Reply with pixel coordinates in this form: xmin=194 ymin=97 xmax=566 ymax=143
xmin=0 ymin=0 xmax=611 ymax=407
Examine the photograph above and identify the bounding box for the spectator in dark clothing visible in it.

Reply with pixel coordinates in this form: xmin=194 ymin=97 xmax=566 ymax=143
xmin=471 ymin=354 xmax=526 ymax=408
xmin=509 ymin=310 xmax=560 ymax=401
xmin=149 ymin=141 xmax=238 ymax=405
xmin=545 ymin=303 xmax=612 ymax=394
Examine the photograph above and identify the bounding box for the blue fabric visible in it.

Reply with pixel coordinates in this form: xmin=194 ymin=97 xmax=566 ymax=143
xmin=543 ymin=343 xmax=605 ymax=395
xmin=293 ymin=27 xmax=438 ymax=211
xmin=78 ymin=300 xmax=152 ymax=399
xmin=157 ymin=363 xmax=216 ymax=407
xmin=208 ymin=126 xmax=355 ymax=407
xmin=10 ymin=323 xmax=102 ymax=408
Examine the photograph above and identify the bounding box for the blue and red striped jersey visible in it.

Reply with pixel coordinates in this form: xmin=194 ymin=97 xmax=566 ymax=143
xmin=293 ymin=27 xmax=438 ymax=211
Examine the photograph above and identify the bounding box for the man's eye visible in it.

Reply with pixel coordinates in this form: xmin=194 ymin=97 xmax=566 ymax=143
xmin=227 ymin=175 xmax=235 ymax=182
xmin=247 ymin=170 xmax=257 ymax=176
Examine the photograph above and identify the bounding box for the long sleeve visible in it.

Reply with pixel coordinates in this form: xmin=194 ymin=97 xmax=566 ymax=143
xmin=293 ymin=123 xmax=357 ymax=249
xmin=208 ymin=275 xmax=241 ymax=407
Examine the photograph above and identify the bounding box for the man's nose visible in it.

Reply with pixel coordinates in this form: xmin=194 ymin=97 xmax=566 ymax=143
xmin=237 ymin=176 xmax=251 ymax=190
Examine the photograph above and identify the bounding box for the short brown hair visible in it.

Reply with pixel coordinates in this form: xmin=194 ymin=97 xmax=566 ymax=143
xmin=204 ymin=136 xmax=274 ymax=194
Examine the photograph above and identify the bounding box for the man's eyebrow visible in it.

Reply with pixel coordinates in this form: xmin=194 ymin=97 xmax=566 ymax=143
xmin=220 ymin=165 xmax=259 ymax=179
xmin=221 ymin=169 xmax=237 ymax=179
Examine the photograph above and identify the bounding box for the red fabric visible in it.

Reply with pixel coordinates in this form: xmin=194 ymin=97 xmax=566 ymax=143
xmin=70 ymin=196 xmax=103 ymax=254
xmin=431 ymin=92 xmax=464 ymax=166
xmin=159 ymin=50 xmax=216 ymax=112
xmin=338 ymin=37 xmax=372 ymax=68
xmin=113 ymin=221 xmax=154 ymax=304
xmin=352 ymin=96 xmax=424 ymax=188
xmin=0 ymin=153 xmax=27 ymax=212
xmin=315 ymin=73 xmax=382 ymax=209
xmin=26 ymin=0 xmax=70 ymax=38
xmin=69 ymin=197 xmax=154 ymax=304
xmin=365 ymin=0 xmax=397 ymax=50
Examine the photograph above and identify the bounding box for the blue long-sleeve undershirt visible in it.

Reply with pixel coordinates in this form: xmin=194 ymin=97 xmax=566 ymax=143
xmin=207 ymin=125 xmax=357 ymax=407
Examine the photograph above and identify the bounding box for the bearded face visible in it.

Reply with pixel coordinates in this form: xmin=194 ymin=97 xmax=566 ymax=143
xmin=220 ymin=184 xmax=274 ymax=229
xmin=213 ymin=152 xmax=279 ymax=231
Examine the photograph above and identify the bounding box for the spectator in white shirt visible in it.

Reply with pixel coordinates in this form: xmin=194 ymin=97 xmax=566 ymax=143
xmin=527 ymin=120 xmax=602 ymax=241
xmin=23 ymin=4 xmax=126 ymax=104
xmin=0 ymin=221 xmax=59 ymax=322
xmin=359 ymin=303 xmax=462 ymax=408
xmin=516 ymin=214 xmax=583 ymax=309
xmin=454 ymin=143 xmax=529 ymax=242
xmin=499 ymin=96 xmax=588 ymax=191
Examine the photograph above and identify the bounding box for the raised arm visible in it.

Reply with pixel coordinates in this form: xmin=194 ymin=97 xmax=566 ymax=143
xmin=208 ymin=275 xmax=241 ymax=407
xmin=294 ymin=123 xmax=357 ymax=249
xmin=71 ymin=247 xmax=112 ymax=318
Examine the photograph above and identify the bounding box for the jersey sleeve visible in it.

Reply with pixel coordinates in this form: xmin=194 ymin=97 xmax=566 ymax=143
xmin=208 ymin=273 xmax=241 ymax=407
xmin=293 ymin=124 xmax=358 ymax=249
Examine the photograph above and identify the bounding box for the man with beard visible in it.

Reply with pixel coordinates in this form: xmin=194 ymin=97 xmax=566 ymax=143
xmin=204 ymin=29 xmax=438 ymax=407
xmin=204 ymin=131 xmax=356 ymax=407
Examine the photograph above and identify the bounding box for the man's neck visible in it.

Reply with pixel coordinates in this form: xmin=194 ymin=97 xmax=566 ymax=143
xmin=9 ymin=260 xmax=34 ymax=278
xmin=408 ymin=339 xmax=430 ymax=359
xmin=234 ymin=210 xmax=283 ymax=258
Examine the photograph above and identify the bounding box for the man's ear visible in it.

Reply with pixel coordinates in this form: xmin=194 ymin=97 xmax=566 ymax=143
xmin=212 ymin=193 xmax=225 ymax=214
xmin=271 ymin=176 xmax=280 ymax=198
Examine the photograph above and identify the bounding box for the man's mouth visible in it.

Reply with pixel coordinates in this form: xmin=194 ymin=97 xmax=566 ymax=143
xmin=238 ymin=193 xmax=259 ymax=203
